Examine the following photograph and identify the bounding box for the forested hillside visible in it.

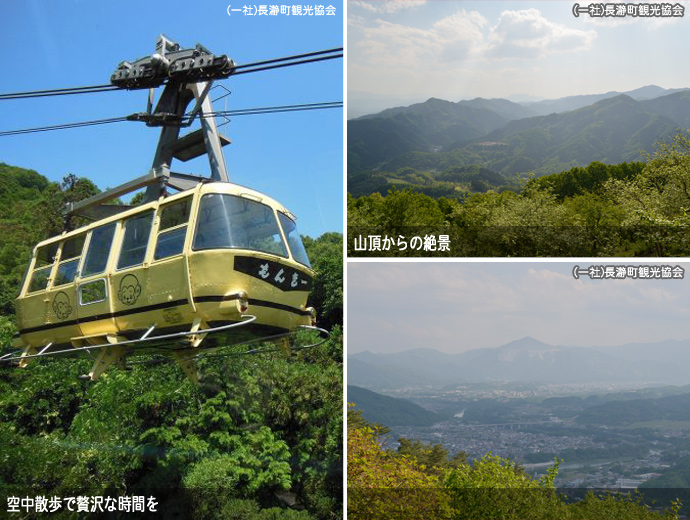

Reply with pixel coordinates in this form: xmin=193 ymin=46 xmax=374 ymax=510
xmin=349 ymin=131 xmax=690 ymax=256
xmin=348 ymin=89 xmax=690 ymax=179
xmin=0 ymin=165 xmax=99 ymax=314
xmin=0 ymin=163 xmax=343 ymax=519
xmin=348 ymin=386 xmax=441 ymax=427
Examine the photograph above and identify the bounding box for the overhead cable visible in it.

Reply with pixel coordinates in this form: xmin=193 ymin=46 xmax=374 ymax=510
xmin=0 ymin=85 xmax=119 ymax=101
xmin=0 ymin=47 xmax=344 ymax=100
xmin=0 ymin=101 xmax=342 ymax=137
xmin=0 ymin=116 xmax=129 ymax=136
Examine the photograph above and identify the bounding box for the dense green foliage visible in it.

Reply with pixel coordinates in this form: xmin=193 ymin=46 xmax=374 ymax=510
xmin=0 ymin=164 xmax=343 ymax=518
xmin=0 ymin=165 xmax=98 ymax=315
xmin=347 ymin=424 xmax=448 ymax=519
xmin=0 ymin=331 xmax=343 ymax=518
xmin=397 ymin=438 xmax=467 ymax=476
xmin=303 ymin=233 xmax=343 ymax=332
xmin=349 ymin=131 xmax=690 ymax=256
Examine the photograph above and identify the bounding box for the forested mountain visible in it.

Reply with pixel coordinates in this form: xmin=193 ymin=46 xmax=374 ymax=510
xmin=457 ymin=97 xmax=538 ymax=121
xmin=348 ymin=97 xmax=511 ymax=173
xmin=348 ymin=91 xmax=690 ymax=181
xmin=349 ymin=337 xmax=690 ymax=390
xmin=461 ymin=95 xmax=678 ymax=175
xmin=640 ymin=90 xmax=690 ymax=130
xmin=348 ymin=385 xmax=441 ymax=427
xmin=347 ymin=84 xmax=687 ymax=121
xmin=0 ymin=163 xmax=344 ymax=519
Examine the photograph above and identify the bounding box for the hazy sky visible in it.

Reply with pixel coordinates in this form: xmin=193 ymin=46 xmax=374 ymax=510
xmin=348 ymin=0 xmax=690 ymax=107
xmin=348 ymin=261 xmax=690 ymax=354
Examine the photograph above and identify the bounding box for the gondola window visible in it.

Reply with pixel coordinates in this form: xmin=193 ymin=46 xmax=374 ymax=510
xmin=118 ymin=211 xmax=154 ymax=269
xmin=278 ymin=212 xmax=311 ymax=268
xmin=154 ymin=197 xmax=192 ymax=260
xmin=27 ymin=242 xmax=59 ymax=293
xmin=81 ymin=223 xmax=117 ymax=277
xmin=54 ymin=234 xmax=85 ymax=286
xmin=79 ymin=279 xmax=107 ymax=305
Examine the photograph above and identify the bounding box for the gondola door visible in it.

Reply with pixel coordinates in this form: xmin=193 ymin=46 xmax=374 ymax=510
xmin=75 ymin=222 xmax=118 ymax=341
xmin=110 ymin=210 xmax=155 ymax=342
xmin=142 ymin=196 xmax=195 ymax=334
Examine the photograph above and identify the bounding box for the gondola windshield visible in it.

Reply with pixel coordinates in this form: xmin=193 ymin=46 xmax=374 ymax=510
xmin=193 ymin=193 xmax=287 ymax=256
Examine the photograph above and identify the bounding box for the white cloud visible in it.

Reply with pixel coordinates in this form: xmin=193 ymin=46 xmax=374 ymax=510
xmin=353 ymin=9 xmax=488 ymax=68
xmin=350 ymin=0 xmax=427 ymax=14
xmin=351 ymin=7 xmax=596 ymax=81
xmin=357 ymin=19 xmax=441 ymax=66
xmin=486 ymin=8 xmax=597 ymax=60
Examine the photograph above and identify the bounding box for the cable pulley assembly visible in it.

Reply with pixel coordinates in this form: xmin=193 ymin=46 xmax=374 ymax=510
xmin=110 ymin=35 xmax=235 ymax=90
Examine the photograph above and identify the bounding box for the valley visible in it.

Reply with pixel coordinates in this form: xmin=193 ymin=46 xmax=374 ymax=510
xmin=350 ymin=381 xmax=690 ymax=491
xmin=349 ymin=337 xmax=690 ymax=493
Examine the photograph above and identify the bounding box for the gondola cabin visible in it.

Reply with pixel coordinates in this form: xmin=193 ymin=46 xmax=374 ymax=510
xmin=4 ymin=35 xmax=329 ymax=382
xmin=14 ymin=182 xmax=316 ymax=381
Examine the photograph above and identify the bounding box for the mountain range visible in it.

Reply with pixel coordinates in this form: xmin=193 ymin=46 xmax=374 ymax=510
xmin=349 ymin=337 xmax=690 ymax=391
xmin=347 ymin=86 xmax=690 ymax=184
xmin=347 ymin=85 xmax=690 ymax=121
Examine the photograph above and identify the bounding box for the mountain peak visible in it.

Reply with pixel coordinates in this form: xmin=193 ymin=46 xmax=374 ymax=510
xmin=499 ymin=337 xmax=555 ymax=351
xmin=424 ymin=97 xmax=449 ymax=104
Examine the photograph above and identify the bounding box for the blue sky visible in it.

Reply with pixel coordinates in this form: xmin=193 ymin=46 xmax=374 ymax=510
xmin=348 ymin=261 xmax=690 ymax=353
xmin=348 ymin=0 xmax=690 ymax=116
xmin=0 ymin=0 xmax=343 ymax=237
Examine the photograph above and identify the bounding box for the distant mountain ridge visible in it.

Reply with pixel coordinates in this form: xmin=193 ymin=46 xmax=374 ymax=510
xmin=347 ymin=86 xmax=690 ymax=181
xmin=523 ymin=85 xmax=690 ymax=116
xmin=349 ymin=337 xmax=690 ymax=391
xmin=349 ymin=85 xmax=689 ymax=121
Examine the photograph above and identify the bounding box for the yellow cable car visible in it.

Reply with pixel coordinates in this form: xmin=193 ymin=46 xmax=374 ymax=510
xmin=2 ymin=36 xmax=328 ymax=382
xmin=12 ymin=181 xmax=318 ymax=382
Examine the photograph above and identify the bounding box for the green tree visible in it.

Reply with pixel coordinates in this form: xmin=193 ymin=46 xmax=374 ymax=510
xmin=347 ymin=426 xmax=449 ymax=520
xmin=303 ymin=233 xmax=343 ymax=331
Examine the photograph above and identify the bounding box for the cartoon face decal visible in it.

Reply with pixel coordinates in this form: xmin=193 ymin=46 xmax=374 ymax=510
xmin=52 ymin=291 xmax=73 ymax=320
xmin=118 ymin=274 xmax=142 ymax=306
